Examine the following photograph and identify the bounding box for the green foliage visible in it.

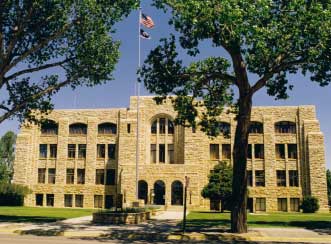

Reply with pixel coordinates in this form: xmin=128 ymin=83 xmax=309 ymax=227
xmin=327 ymin=169 xmax=331 ymax=206
xmin=201 ymin=161 xmax=233 ymax=210
xmin=300 ymin=196 xmax=320 ymax=213
xmin=0 ymin=0 xmax=138 ymax=124
xmin=0 ymin=183 xmax=31 ymax=206
xmin=0 ymin=131 xmax=16 ymax=184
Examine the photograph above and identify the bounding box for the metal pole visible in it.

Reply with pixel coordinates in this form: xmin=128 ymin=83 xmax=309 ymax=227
xmin=136 ymin=7 xmax=142 ymax=201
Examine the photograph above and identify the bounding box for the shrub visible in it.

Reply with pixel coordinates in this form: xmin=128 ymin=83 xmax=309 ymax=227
xmin=0 ymin=183 xmax=31 ymax=206
xmin=300 ymin=196 xmax=320 ymax=213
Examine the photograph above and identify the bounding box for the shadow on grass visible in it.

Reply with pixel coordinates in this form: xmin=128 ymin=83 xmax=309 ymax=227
xmin=0 ymin=215 xmax=64 ymax=223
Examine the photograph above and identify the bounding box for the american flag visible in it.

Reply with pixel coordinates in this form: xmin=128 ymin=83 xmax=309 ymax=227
xmin=140 ymin=13 xmax=155 ymax=29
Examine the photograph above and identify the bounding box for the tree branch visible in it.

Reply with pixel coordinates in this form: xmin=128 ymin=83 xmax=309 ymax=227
xmin=4 ymin=59 xmax=71 ymax=81
xmin=0 ymin=78 xmax=72 ymax=124
xmin=179 ymin=71 xmax=237 ymax=85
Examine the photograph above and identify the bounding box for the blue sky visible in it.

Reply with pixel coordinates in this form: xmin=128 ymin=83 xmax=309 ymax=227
xmin=1 ymin=1 xmax=330 ymax=169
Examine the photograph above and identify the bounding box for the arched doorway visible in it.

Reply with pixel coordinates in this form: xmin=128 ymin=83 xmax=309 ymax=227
xmin=153 ymin=180 xmax=165 ymax=205
xmin=138 ymin=180 xmax=148 ymax=204
xmin=171 ymin=181 xmax=183 ymax=205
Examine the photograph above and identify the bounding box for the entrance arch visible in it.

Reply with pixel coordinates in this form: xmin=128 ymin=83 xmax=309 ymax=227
xmin=171 ymin=180 xmax=183 ymax=205
xmin=138 ymin=180 xmax=148 ymax=204
xmin=153 ymin=180 xmax=165 ymax=205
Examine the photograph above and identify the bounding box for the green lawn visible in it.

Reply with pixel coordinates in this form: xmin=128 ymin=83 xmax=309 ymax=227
xmin=0 ymin=207 xmax=95 ymax=223
xmin=186 ymin=211 xmax=331 ymax=231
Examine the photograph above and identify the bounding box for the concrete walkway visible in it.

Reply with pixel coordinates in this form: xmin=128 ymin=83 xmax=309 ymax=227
xmin=0 ymin=211 xmax=331 ymax=243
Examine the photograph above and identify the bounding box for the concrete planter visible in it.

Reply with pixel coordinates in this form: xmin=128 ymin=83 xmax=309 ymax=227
xmin=93 ymin=211 xmax=151 ymax=224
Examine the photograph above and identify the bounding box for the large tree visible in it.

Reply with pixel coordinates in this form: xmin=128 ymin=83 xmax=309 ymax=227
xmin=139 ymin=0 xmax=331 ymax=233
xmin=327 ymin=169 xmax=331 ymax=206
xmin=0 ymin=131 xmax=16 ymax=184
xmin=0 ymin=0 xmax=138 ymax=123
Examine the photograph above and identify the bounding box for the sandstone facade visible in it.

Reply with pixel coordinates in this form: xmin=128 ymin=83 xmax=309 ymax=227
xmin=13 ymin=96 xmax=329 ymax=212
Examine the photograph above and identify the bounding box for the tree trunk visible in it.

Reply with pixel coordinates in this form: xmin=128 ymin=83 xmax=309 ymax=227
xmin=230 ymin=92 xmax=252 ymax=233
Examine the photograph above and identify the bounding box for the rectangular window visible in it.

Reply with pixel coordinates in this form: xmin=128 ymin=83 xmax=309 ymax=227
xmin=288 ymin=144 xmax=297 ymax=159
xmin=210 ymin=144 xmax=219 ymax=160
xmin=222 ymin=144 xmax=231 ymax=160
xmin=105 ymin=195 xmax=114 ymax=209
xmin=94 ymin=195 xmax=103 ymax=208
xmin=254 ymin=144 xmax=264 ymax=159
xmin=78 ymin=144 xmax=86 ymax=159
xmin=275 ymin=144 xmax=285 ymax=159
xmin=278 ymin=198 xmax=287 ymax=212
xmin=159 ymin=144 xmax=165 ymax=163
xmin=255 ymin=198 xmax=266 ymax=211
xmin=39 ymin=144 xmax=47 ymax=158
xmin=247 ymin=144 xmax=252 ymax=159
xmin=36 ymin=194 xmax=43 ymax=206
xmin=49 ymin=144 xmax=57 ymax=158
xmin=68 ymin=144 xmax=76 ymax=159
xmin=106 ymin=169 xmax=115 ymax=185
xmin=38 ymin=168 xmax=46 ymax=183
xmin=48 ymin=168 xmax=56 ymax=184
xmin=66 ymin=168 xmax=74 ymax=184
xmin=46 ymin=194 xmax=54 ymax=207
xmin=108 ymin=144 xmax=116 ymax=159
xmin=77 ymin=169 xmax=85 ymax=184
xmin=97 ymin=144 xmax=105 ymax=158
xmin=64 ymin=194 xmax=73 ymax=207
xmin=168 ymin=144 xmax=174 ymax=164
xmin=247 ymin=170 xmax=253 ymax=187
xmin=150 ymin=144 xmax=156 ymax=163
xmin=127 ymin=123 xmax=131 ymax=133
xmin=276 ymin=170 xmax=286 ymax=187
xmin=159 ymin=118 xmax=166 ymax=134
xmin=255 ymin=170 xmax=265 ymax=187
xmin=289 ymin=170 xmax=299 ymax=187
xmin=75 ymin=195 xmax=84 ymax=208
xmin=290 ymin=198 xmax=300 ymax=212
xmin=95 ymin=169 xmax=104 ymax=185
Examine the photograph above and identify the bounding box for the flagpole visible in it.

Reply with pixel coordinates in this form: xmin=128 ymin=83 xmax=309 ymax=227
xmin=136 ymin=7 xmax=142 ymax=201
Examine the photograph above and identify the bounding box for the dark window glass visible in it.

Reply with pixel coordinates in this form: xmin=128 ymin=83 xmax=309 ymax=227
xmin=66 ymin=168 xmax=74 ymax=184
xmin=49 ymin=144 xmax=57 ymax=158
xmin=78 ymin=144 xmax=86 ymax=159
xmin=159 ymin=118 xmax=166 ymax=134
xmin=36 ymin=194 xmax=43 ymax=206
xmin=39 ymin=144 xmax=47 ymax=158
xmin=290 ymin=198 xmax=300 ymax=211
xmin=247 ymin=170 xmax=253 ymax=187
xmin=77 ymin=169 xmax=85 ymax=184
xmin=75 ymin=195 xmax=84 ymax=208
xmin=95 ymin=169 xmax=104 ymax=185
xmin=48 ymin=168 xmax=56 ymax=184
xmin=256 ymin=198 xmax=266 ymax=211
xmin=151 ymin=120 xmax=157 ymax=134
xmin=278 ymin=198 xmax=287 ymax=211
xmin=151 ymin=144 xmax=156 ymax=163
xmin=277 ymin=170 xmax=286 ymax=187
xmin=98 ymin=123 xmax=117 ymax=135
xmin=108 ymin=144 xmax=116 ymax=159
xmin=289 ymin=170 xmax=299 ymax=186
xmin=38 ymin=168 xmax=46 ymax=183
xmin=255 ymin=170 xmax=265 ymax=187
xmin=106 ymin=169 xmax=115 ymax=185
xmin=41 ymin=121 xmax=58 ymax=135
xmin=159 ymin=144 xmax=165 ymax=163
xmin=168 ymin=144 xmax=174 ymax=164
xmin=94 ymin=195 xmax=103 ymax=208
xmin=68 ymin=144 xmax=76 ymax=159
xmin=218 ymin=122 xmax=230 ymax=135
xmin=127 ymin=123 xmax=131 ymax=133
xmin=276 ymin=144 xmax=285 ymax=159
xmin=64 ymin=194 xmax=73 ymax=207
xmin=105 ymin=195 xmax=114 ymax=209
xmin=254 ymin=144 xmax=264 ymax=159
xmin=46 ymin=194 xmax=54 ymax=207
xmin=247 ymin=144 xmax=252 ymax=159
xmin=249 ymin=122 xmax=263 ymax=134
xmin=288 ymin=144 xmax=297 ymax=159
xmin=69 ymin=123 xmax=87 ymax=135
xmin=275 ymin=121 xmax=296 ymax=134
xmin=168 ymin=120 xmax=174 ymax=134
xmin=97 ymin=144 xmax=105 ymax=158
xmin=210 ymin=144 xmax=219 ymax=160
xmin=222 ymin=144 xmax=231 ymax=160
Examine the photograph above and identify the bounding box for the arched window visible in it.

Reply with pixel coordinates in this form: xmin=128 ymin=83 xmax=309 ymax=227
xmin=171 ymin=181 xmax=183 ymax=205
xmin=138 ymin=180 xmax=148 ymax=204
xmin=150 ymin=117 xmax=175 ymax=135
xmin=41 ymin=120 xmax=58 ymax=135
xmin=249 ymin=121 xmax=263 ymax=134
xmin=218 ymin=122 xmax=230 ymax=135
xmin=275 ymin=121 xmax=296 ymax=134
xmin=69 ymin=123 xmax=87 ymax=135
xmin=153 ymin=180 xmax=165 ymax=205
xmin=151 ymin=120 xmax=157 ymax=134
xmin=98 ymin=122 xmax=117 ymax=135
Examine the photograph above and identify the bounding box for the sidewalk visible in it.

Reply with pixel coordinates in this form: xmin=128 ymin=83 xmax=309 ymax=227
xmin=0 ymin=211 xmax=331 ymax=243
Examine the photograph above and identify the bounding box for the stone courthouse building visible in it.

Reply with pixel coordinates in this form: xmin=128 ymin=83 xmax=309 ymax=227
xmin=13 ymin=96 xmax=329 ymax=212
